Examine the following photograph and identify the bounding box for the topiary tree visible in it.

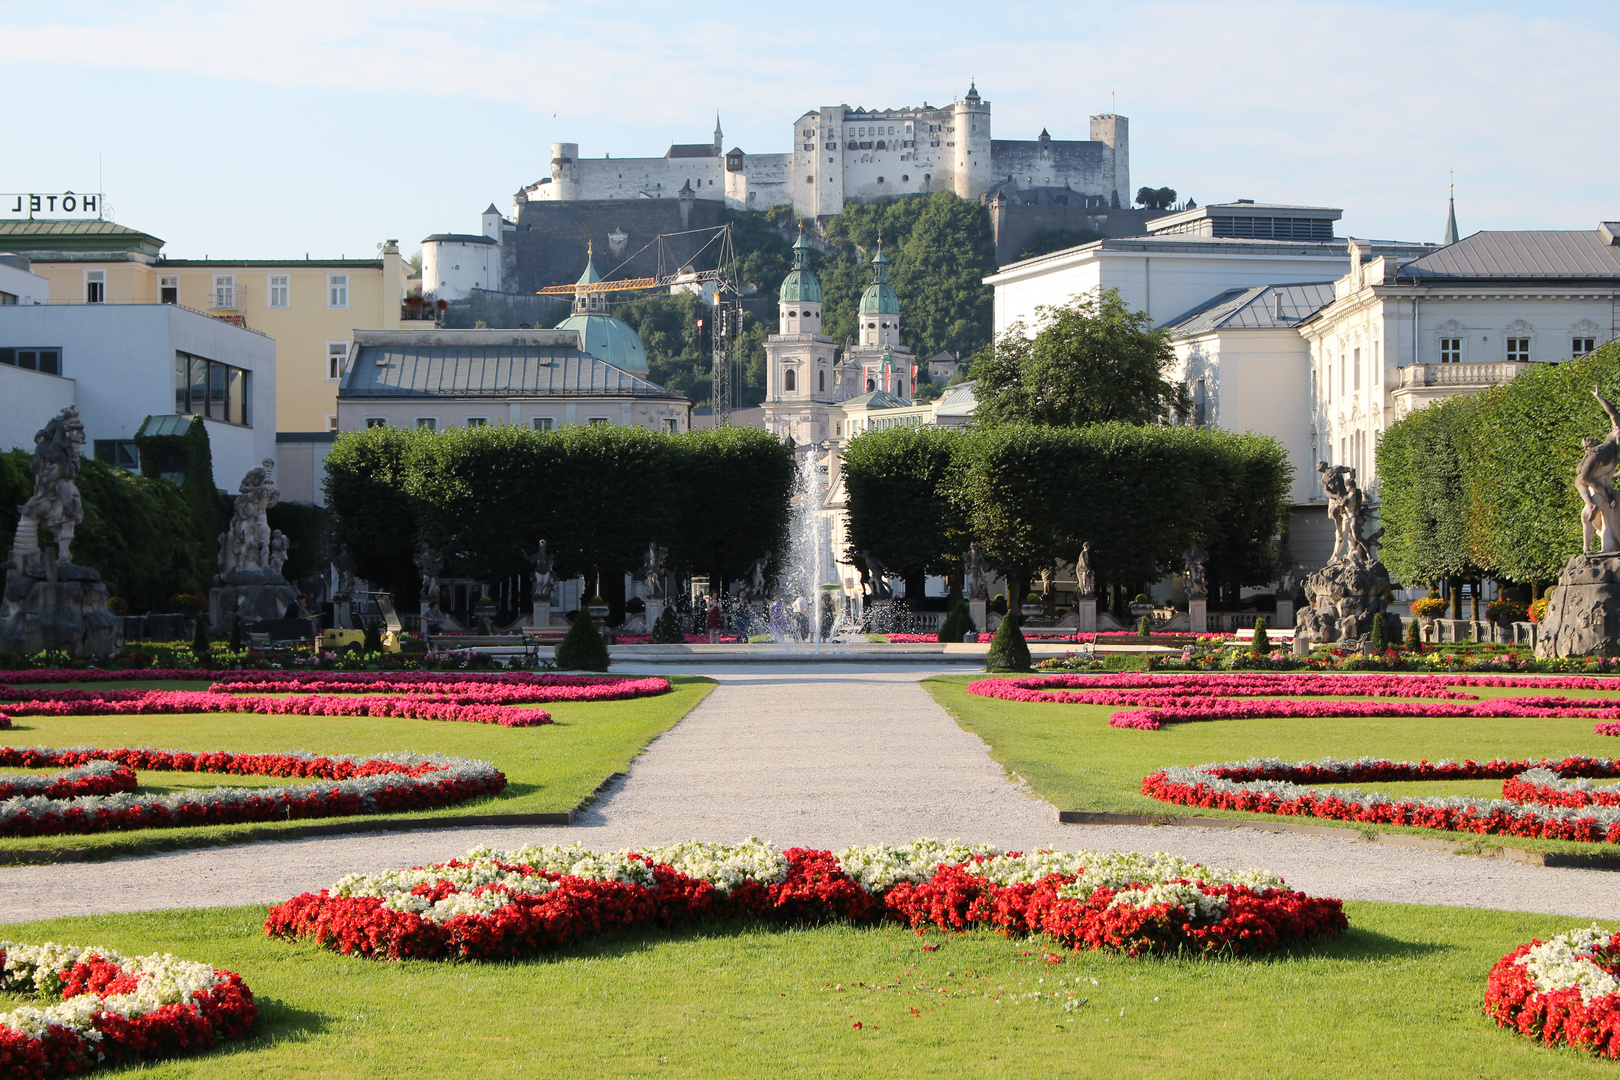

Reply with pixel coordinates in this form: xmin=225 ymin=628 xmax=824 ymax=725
xmin=556 ymin=611 xmax=610 ymax=672
xmin=985 ymin=613 xmax=1031 ymax=672
xmin=364 ymin=619 xmax=382 ymax=654
xmin=1405 ymin=615 xmax=1423 ymax=653
xmin=1251 ymin=616 xmax=1270 ymax=656
xmin=1369 ymin=609 xmax=1386 ymax=651
xmin=938 ymin=600 xmax=976 ymax=643
xmin=228 ymin=614 xmax=243 ymax=652
xmin=191 ymin=611 xmax=212 ymax=666
xmin=650 ymin=604 xmax=684 ymax=644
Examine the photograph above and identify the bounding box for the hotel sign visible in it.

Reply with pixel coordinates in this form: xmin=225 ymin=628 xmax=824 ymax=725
xmin=4 ymin=193 xmax=102 ymax=218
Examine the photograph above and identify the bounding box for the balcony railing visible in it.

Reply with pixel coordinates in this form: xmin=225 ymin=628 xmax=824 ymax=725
xmin=1397 ymin=361 xmax=1532 ymax=389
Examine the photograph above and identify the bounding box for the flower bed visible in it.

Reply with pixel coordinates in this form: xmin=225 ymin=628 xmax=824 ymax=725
xmin=0 ymin=747 xmax=505 ymax=838
xmin=0 ymin=940 xmax=256 ymax=1079
xmin=1485 ymin=925 xmax=1620 ymax=1056
xmin=265 ymin=839 xmax=1346 ymax=962
xmin=0 ymin=688 xmax=553 ymax=729
xmin=1142 ymin=755 xmax=1620 ymax=843
xmin=967 ymin=672 xmax=1620 ymax=731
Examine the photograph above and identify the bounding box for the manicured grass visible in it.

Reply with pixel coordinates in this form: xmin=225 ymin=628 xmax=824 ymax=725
xmin=0 ymin=676 xmax=713 ymax=860
xmin=924 ymin=673 xmax=1620 ymax=856
xmin=0 ymin=901 xmax=1611 ymax=1078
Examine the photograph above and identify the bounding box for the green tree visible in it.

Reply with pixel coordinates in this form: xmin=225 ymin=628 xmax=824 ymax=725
xmin=555 ymin=608 xmax=610 ymax=671
xmin=841 ymin=426 xmax=967 ymax=602
xmin=1015 ymin=227 xmax=1104 ymax=261
xmin=972 ymin=288 xmax=1187 ymax=428
xmin=1376 ymin=392 xmax=1487 ymax=592
xmin=1135 ymin=186 xmax=1177 ymax=210
xmin=323 ymin=426 xmax=427 ymax=602
xmin=666 ymin=426 xmax=793 ymax=590
xmin=985 ymin=611 xmax=1031 ymax=671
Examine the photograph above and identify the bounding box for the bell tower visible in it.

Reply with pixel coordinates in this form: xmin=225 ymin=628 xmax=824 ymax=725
xmin=763 ymin=228 xmax=839 ymax=443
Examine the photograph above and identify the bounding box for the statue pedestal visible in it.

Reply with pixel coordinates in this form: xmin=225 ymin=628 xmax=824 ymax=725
xmin=1537 ymin=553 xmax=1620 ymax=658
xmin=644 ymin=599 xmax=662 ymax=631
xmin=970 ymin=598 xmax=989 ymax=634
xmin=1295 ymin=557 xmax=1392 ymax=645
xmin=333 ymin=596 xmax=353 ymax=630
xmin=531 ymin=600 xmax=551 ymax=629
xmin=1275 ymin=600 xmax=1295 ymax=629
xmin=1 ymin=559 xmax=121 ymax=656
xmin=1188 ymin=597 xmax=1208 ymax=633
xmin=210 ymin=569 xmax=296 ymax=630
xmin=1075 ymin=596 xmax=1097 ymax=634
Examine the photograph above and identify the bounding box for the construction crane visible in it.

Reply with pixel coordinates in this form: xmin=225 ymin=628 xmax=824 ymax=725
xmin=537 ymin=225 xmax=743 ymax=425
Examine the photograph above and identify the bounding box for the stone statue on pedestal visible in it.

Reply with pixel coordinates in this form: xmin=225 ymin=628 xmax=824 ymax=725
xmin=333 ymin=545 xmax=357 ymax=597
xmin=0 ymin=406 xmax=120 ymax=656
xmin=414 ymin=545 xmax=443 ymax=601
xmin=1183 ymin=540 xmax=1210 ymax=598
xmin=964 ymin=542 xmax=991 ymax=600
xmin=1539 ymin=389 xmax=1620 ymax=657
xmin=856 ymin=550 xmax=891 ymax=602
xmin=209 ymin=460 xmax=297 ymax=627
xmin=642 ymin=543 xmax=667 ymax=600
xmin=1293 ymin=462 xmax=1392 ymax=646
xmin=524 ymin=541 xmax=554 ymax=603
xmin=745 ymin=552 xmax=772 ymax=601
xmin=1074 ymin=542 xmax=1097 ymax=597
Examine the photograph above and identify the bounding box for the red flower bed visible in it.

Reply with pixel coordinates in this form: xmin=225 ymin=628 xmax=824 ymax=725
xmin=0 ymin=942 xmax=256 ymax=1080
xmin=1485 ymin=926 xmax=1620 ymax=1057
xmin=0 ymin=746 xmax=505 ymax=838
xmin=968 ymin=672 xmax=1620 ymax=731
xmin=0 ymin=761 xmax=137 ymax=802
xmin=266 ymin=844 xmax=1345 ymax=962
xmin=1143 ymin=755 xmax=1620 ymax=843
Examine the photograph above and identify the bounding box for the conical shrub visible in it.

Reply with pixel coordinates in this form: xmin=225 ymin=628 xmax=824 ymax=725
xmin=985 ymin=612 xmax=1031 ymax=672
xmin=191 ymin=612 xmax=212 ymax=666
xmin=938 ymin=600 xmax=977 ymax=643
xmin=1251 ymin=616 xmax=1270 ymax=656
xmin=556 ymin=609 xmax=611 ymax=671
xmin=650 ymin=604 xmax=684 ymax=644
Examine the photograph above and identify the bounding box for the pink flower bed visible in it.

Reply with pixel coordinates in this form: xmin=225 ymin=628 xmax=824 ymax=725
xmin=1143 ymin=755 xmax=1620 ymax=843
xmin=0 ymin=689 xmax=552 ymax=728
xmin=968 ymin=672 xmax=1620 ymax=731
xmin=206 ymin=674 xmax=670 ymax=704
xmin=0 ymin=746 xmax=505 ymax=838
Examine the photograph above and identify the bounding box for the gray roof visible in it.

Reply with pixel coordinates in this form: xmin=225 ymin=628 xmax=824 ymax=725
xmin=1163 ymin=282 xmax=1337 ymax=337
xmin=935 ymin=381 xmax=978 ymax=416
xmin=840 ymin=390 xmax=910 ymax=410
xmin=421 ymin=233 xmax=496 ymax=245
xmin=341 ymin=329 xmax=685 ymax=401
xmin=1397 ymin=227 xmax=1620 ymax=280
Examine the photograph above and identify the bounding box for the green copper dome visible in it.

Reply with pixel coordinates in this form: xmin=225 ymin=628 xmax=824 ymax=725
xmin=555 ymin=313 xmax=649 ymax=372
xmin=859 ymin=246 xmax=899 ymax=316
xmin=779 ymin=232 xmax=822 ymax=304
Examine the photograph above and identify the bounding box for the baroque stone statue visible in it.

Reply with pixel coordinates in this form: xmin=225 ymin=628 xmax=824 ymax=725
xmin=1183 ymin=540 xmax=1210 ymax=598
xmin=209 ymin=460 xmax=296 ymax=626
xmin=1293 ymin=461 xmax=1392 ymax=646
xmin=856 ymin=550 xmax=892 ymax=602
xmin=744 ymin=552 xmax=772 ymax=601
xmin=1 ymin=406 xmax=119 ymax=656
xmin=333 ymin=545 xmax=357 ymax=597
xmin=527 ymin=542 xmax=554 ymax=603
xmin=1538 ymin=388 xmax=1620 ymax=658
xmin=415 ymin=544 xmax=444 ymax=600
xmin=1074 ymin=542 xmax=1097 ymax=598
xmin=963 ymin=542 xmax=991 ymax=600
xmin=1577 ymin=388 xmax=1620 ymax=554
xmin=642 ymin=543 xmax=667 ymax=600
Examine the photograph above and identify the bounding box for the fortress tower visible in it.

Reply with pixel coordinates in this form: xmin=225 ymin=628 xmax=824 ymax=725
xmin=952 ymin=83 xmax=992 ymax=200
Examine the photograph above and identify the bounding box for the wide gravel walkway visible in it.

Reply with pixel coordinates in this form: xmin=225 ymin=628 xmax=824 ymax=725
xmin=5 ymin=667 xmax=1620 ymax=923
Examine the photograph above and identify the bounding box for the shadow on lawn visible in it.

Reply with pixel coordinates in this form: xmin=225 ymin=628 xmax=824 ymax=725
xmin=238 ymin=996 xmax=333 ymax=1053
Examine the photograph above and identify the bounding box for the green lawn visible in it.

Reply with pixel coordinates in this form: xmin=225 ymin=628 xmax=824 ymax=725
xmin=0 ymin=676 xmax=713 ymax=860
xmin=924 ymin=673 xmax=1620 ymax=857
xmin=0 ymin=901 xmax=1610 ymax=1078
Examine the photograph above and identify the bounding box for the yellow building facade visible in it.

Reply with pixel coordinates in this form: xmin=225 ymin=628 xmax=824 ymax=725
xmin=0 ymin=220 xmax=421 ymax=432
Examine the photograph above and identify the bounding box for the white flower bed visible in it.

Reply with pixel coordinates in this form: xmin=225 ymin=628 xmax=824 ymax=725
xmin=1 ymin=941 xmax=226 ymax=1043
xmin=1517 ymin=925 xmax=1620 ymax=1003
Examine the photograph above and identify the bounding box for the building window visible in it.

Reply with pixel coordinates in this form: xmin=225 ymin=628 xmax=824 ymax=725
xmin=819 ymin=369 xmax=826 ymax=392
xmin=85 ymin=271 xmax=105 ymax=304
xmin=160 ymin=276 xmax=178 ymax=305
xmin=586 ymin=417 xmax=611 ymax=426
xmin=1353 ymin=347 xmax=1361 ymax=390
xmin=1507 ymin=337 xmax=1531 ymax=363
xmin=661 ymin=418 xmax=678 ymax=433
xmin=365 ymin=417 xmax=388 ymax=428
xmin=212 ymin=275 xmax=235 ymax=310
xmin=866 ymin=378 xmax=875 ymax=391
xmin=465 ymin=417 xmax=488 ymax=427
xmin=0 ymin=348 xmax=62 ymax=375
xmin=327 ymin=341 xmax=348 ymax=381
xmin=328 ymin=275 xmax=349 ymax=308
xmin=1574 ymin=337 xmax=1597 ymax=357
xmin=174 ymin=351 xmax=250 ymax=424
xmin=1193 ymin=379 xmax=1207 ymax=427
xmin=784 ymin=368 xmax=797 ymax=392
xmin=532 ymin=417 xmax=554 ymax=432
xmin=326 ymin=414 xmax=338 ymax=432
xmin=268 ymin=275 xmax=289 ymax=308
xmin=1440 ymin=337 xmax=1461 ymax=363
xmin=93 ymin=440 xmax=139 ymax=470
xmin=415 ymin=417 xmax=437 ymax=430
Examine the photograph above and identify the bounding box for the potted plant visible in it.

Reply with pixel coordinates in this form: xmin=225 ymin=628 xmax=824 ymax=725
xmin=1410 ymin=594 xmax=1446 ymax=622
xmin=1129 ymin=593 xmax=1155 ymax=619
xmin=587 ymin=595 xmax=610 ymax=626
xmin=1020 ymin=592 xmax=1043 ymax=619
xmin=1485 ymin=596 xmax=1528 ymax=627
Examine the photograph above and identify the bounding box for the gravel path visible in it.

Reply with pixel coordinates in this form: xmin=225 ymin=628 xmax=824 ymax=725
xmin=5 ymin=667 xmax=1620 ymax=923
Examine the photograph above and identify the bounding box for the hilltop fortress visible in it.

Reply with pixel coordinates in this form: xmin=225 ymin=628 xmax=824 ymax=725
xmin=523 ymin=84 xmax=1129 ymax=220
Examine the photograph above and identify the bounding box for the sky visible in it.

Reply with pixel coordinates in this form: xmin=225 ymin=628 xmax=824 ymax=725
xmin=2 ymin=0 xmax=1615 ymax=262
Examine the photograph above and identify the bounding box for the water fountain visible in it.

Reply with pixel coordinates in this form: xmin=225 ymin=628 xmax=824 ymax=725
xmin=777 ymin=445 xmax=847 ymax=652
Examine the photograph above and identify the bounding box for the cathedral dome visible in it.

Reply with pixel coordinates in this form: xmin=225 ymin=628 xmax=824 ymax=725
xmin=554 ymin=313 xmax=648 ymax=372
xmin=859 ymin=246 xmax=899 ymax=315
xmin=779 ymin=232 xmax=822 ymax=304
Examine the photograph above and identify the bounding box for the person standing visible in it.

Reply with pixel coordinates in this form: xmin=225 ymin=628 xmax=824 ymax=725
xmin=705 ymin=600 xmax=722 ymax=644
xmin=793 ymin=595 xmax=808 ymax=640
xmin=422 ymin=600 xmax=445 ymax=645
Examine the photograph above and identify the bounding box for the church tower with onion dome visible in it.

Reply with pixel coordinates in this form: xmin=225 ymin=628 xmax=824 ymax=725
xmin=763 ymin=229 xmax=840 ymax=444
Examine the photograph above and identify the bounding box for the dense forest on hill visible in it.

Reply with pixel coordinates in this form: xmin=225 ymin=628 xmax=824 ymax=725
xmin=602 ymin=191 xmax=998 ymax=408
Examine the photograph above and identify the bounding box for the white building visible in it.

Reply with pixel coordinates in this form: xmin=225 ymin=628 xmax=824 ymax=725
xmin=0 ymin=254 xmax=48 ymax=305
xmin=420 ymin=204 xmax=510 ymax=301
xmin=1301 ymin=222 xmax=1620 ymax=496
xmin=520 ymin=87 xmax=1128 ymax=219
xmin=0 ymin=303 xmax=277 ymax=487
xmin=985 ymin=202 xmax=1357 ymax=332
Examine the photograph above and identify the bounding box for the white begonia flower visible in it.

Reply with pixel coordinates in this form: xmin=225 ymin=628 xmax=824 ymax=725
xmin=1518 ymin=926 xmax=1620 ymax=1003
